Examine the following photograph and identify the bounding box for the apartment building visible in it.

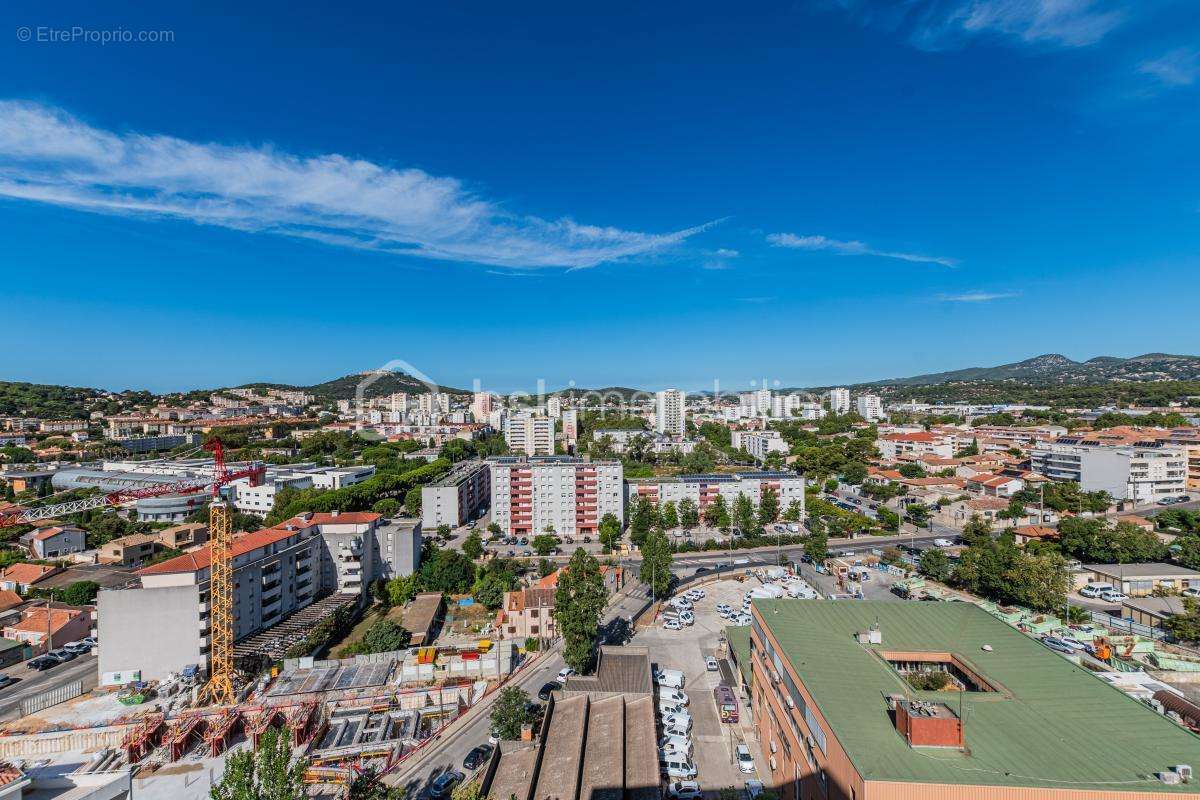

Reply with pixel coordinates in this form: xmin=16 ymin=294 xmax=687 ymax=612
xmin=745 ymin=600 xmax=1200 ymax=800
xmin=489 ymin=456 xmax=624 ymax=537
xmin=421 ymin=460 xmax=491 ymax=529
xmin=876 ymin=431 xmax=955 ymax=461
xmin=655 ymin=389 xmax=686 ymax=436
xmin=471 ymin=392 xmax=495 ymax=423
xmin=505 ymin=412 xmax=556 ymax=456
xmin=855 ymin=393 xmax=883 ymax=421
xmin=827 ymin=387 xmax=850 ymax=414
xmin=1169 ymin=429 xmax=1200 ymax=491
xmin=493 ymin=586 xmax=556 ymax=642
xmin=1032 ymin=436 xmax=1187 ymax=503
xmin=561 ymin=408 xmax=579 ymax=445
xmin=97 ymin=510 xmax=420 ymax=681
xmin=731 ymin=430 xmax=789 ymax=462
xmin=740 ymin=389 xmax=773 ymax=417
xmin=627 ymin=471 xmax=805 ymax=515
xmin=20 ymin=524 xmax=86 ymax=559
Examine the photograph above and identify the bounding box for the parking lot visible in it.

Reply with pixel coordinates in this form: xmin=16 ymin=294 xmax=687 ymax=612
xmin=634 ymin=576 xmax=773 ymax=793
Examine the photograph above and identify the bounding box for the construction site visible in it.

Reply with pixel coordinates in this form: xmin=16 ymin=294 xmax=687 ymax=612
xmin=0 ymin=438 xmax=510 ymax=797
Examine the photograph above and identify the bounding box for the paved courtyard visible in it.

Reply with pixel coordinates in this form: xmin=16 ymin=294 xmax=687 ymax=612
xmin=633 ymin=576 xmax=771 ymax=793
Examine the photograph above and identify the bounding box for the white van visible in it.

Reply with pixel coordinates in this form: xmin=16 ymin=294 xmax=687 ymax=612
xmin=660 ymin=757 xmax=697 ymax=780
xmin=1080 ymin=582 xmax=1114 ymax=599
xmin=654 ymin=668 xmax=685 ymax=689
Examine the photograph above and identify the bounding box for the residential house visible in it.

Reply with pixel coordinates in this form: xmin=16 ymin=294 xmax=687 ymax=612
xmin=21 ymin=525 xmax=86 ymax=559
xmin=0 ymin=563 xmax=62 ymax=593
xmin=2 ymin=606 xmax=91 ymax=653
xmin=965 ymin=473 xmax=1025 ymax=498
xmin=495 ymin=586 xmax=557 ymax=643
xmin=1012 ymin=525 xmax=1058 ymax=547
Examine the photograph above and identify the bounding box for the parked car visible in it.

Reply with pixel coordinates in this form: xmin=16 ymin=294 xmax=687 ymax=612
xmin=667 ymin=780 xmax=702 ymax=800
xmin=0 ymin=674 xmax=14 ymax=689
xmin=659 ymin=709 xmax=692 ymax=727
xmin=715 ymin=603 xmax=732 ymax=615
xmin=654 ymin=668 xmax=684 ymax=688
xmin=659 ymin=688 xmax=689 ymax=706
xmin=658 ymin=734 xmax=692 ymax=755
xmin=1041 ymin=636 xmax=1076 ymax=654
xmin=538 ymin=681 xmax=560 ymax=701
xmin=557 ymin=667 xmax=575 ymax=682
xmin=47 ymin=649 xmax=76 ymax=663
xmin=64 ymin=640 xmax=92 ymax=654
xmin=744 ymin=779 xmax=765 ymax=800
xmin=1099 ymin=589 xmax=1128 ymax=603
xmin=430 ymin=770 xmax=464 ymax=800
xmin=659 ymin=757 xmax=697 ymax=781
xmin=1183 ymin=588 xmax=1200 ymax=598
xmin=664 ymin=619 xmax=682 ymax=631
xmin=705 ymin=656 xmax=719 ymax=671
xmin=1080 ymin=582 xmax=1114 ymax=599
xmin=735 ymin=743 xmax=756 ymax=774
xmin=26 ymin=657 xmax=55 ymax=671
xmin=933 ymin=538 xmax=954 ymax=548
xmin=463 ymin=744 xmax=493 ymax=770
xmin=659 ymin=701 xmax=687 ymax=717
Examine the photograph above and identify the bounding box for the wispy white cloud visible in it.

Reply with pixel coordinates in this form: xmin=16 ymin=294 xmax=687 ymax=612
xmin=1138 ymin=47 xmax=1200 ymax=87
xmin=702 ymin=247 xmax=741 ymax=270
xmin=0 ymin=101 xmax=715 ymax=270
xmin=738 ymin=296 xmax=776 ymax=304
xmin=936 ymin=290 xmax=1020 ymax=302
xmin=831 ymin=0 xmax=1128 ymax=51
xmin=767 ymin=232 xmax=958 ymax=267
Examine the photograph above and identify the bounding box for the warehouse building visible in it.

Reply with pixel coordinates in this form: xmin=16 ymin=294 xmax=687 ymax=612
xmin=746 ymin=599 xmax=1200 ymax=799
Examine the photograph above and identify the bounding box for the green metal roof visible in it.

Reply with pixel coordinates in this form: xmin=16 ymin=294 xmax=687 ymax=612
xmin=752 ymin=599 xmax=1200 ymax=793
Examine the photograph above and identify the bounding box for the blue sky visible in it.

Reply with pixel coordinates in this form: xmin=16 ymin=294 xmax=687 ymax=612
xmin=2 ymin=0 xmax=1198 ymax=393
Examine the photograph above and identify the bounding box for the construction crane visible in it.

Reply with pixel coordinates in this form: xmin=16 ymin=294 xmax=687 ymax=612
xmin=0 ymin=439 xmax=262 ymax=705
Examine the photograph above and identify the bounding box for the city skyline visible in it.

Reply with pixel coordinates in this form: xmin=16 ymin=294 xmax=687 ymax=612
xmin=4 ymin=0 xmax=1199 ymax=391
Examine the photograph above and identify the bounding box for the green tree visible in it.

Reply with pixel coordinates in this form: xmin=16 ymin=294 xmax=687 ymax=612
xmin=660 ymin=501 xmax=679 ymax=530
xmin=678 ymin=497 xmax=700 ymax=528
xmin=823 ymin=478 xmax=839 ymax=494
xmin=343 ymin=620 xmax=411 ymax=656
xmin=598 ymin=513 xmax=622 ymax=551
xmin=487 ymin=521 xmax=502 ymax=536
xmin=877 ymin=507 xmax=900 ymax=532
xmin=437 ymin=524 xmax=452 ymax=539
xmin=472 ymin=559 xmax=519 ymax=609
xmin=639 ymin=531 xmax=674 ymax=600
xmin=462 ymin=531 xmax=484 ymax=560
xmin=61 ymin=580 xmax=99 ymax=606
xmin=372 ymin=498 xmax=400 ymax=517
xmin=348 ymin=767 xmax=406 ymax=800
xmin=704 ymin=494 xmax=730 ymax=530
xmin=782 ymin=500 xmax=802 ymax=523
xmin=629 ymin=495 xmax=656 ymax=546
xmin=210 ymin=726 xmax=307 ymax=800
xmin=905 ymin=502 xmax=931 ymax=528
xmin=804 ymin=530 xmax=828 ymax=564
xmin=386 ymin=574 xmax=419 ymax=606
xmin=490 ymin=686 xmax=534 ymax=740
xmin=420 ymin=549 xmax=476 ymax=594
xmin=1178 ymin=536 xmax=1200 ymax=571
xmin=732 ymin=493 xmax=756 ymax=535
xmin=537 ymin=557 xmax=557 ymax=577
xmin=555 ymin=548 xmax=608 ymax=672
xmin=758 ymin=487 xmax=780 ymax=527
xmin=841 ymin=462 xmax=868 ymax=485
xmin=898 ymin=463 xmax=927 ymax=479
xmin=450 ymin=781 xmax=484 ymax=800
xmin=532 ymin=534 xmax=558 ymax=556
xmin=1164 ymin=597 xmax=1200 ymax=642
xmin=918 ymin=549 xmax=950 ymax=582
xmin=402 ymin=486 xmax=423 ymax=517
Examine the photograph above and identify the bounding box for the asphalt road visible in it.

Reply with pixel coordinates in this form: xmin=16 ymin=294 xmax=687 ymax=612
xmin=0 ymin=651 xmax=98 ymax=719
xmin=386 ymin=583 xmax=652 ymax=798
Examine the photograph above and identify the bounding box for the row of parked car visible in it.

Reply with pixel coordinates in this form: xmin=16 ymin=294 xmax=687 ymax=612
xmin=653 ymin=667 xmax=699 ymax=796
xmin=25 ymin=637 xmax=97 ymax=672
xmin=663 ymin=588 xmax=704 ymax=630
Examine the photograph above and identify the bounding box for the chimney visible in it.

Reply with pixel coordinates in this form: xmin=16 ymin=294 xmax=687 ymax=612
xmin=330 ymin=510 xmax=340 ymax=518
xmin=520 ymin=723 xmax=533 ymax=741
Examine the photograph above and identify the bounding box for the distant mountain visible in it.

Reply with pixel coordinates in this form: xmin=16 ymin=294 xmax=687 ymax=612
xmin=238 ymin=371 xmax=470 ymax=400
xmin=855 ymin=353 xmax=1200 ymax=388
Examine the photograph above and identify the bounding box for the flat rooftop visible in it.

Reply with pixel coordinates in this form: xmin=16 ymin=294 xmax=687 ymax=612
xmin=750 ymin=599 xmax=1200 ymax=793
xmin=1085 ymin=562 xmax=1200 ymax=579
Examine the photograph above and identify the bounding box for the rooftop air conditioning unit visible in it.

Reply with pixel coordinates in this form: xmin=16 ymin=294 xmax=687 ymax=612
xmin=1160 ymin=772 xmax=1182 ymax=786
xmin=769 ymin=757 xmax=777 ymax=771
xmin=770 ymin=741 xmax=778 ymax=754
xmin=1177 ymin=765 xmax=1194 ymax=782
xmin=786 ymin=696 xmax=795 ymax=709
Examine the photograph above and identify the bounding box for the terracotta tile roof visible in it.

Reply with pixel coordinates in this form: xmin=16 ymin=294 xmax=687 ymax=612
xmin=6 ymin=607 xmax=81 ymax=634
xmin=278 ymin=512 xmax=380 ymax=526
xmin=1014 ymin=525 xmax=1058 ymax=540
xmin=135 ymin=525 xmax=305 ymax=576
xmin=0 ymin=563 xmax=59 ymax=586
xmin=0 ymin=590 xmax=22 ymax=612
xmin=31 ymin=526 xmax=78 ymax=542
xmin=967 ymin=497 xmax=1009 ymax=511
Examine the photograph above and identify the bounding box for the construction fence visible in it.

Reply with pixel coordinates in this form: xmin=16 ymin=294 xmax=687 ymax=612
xmin=19 ymin=679 xmax=84 ymax=717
